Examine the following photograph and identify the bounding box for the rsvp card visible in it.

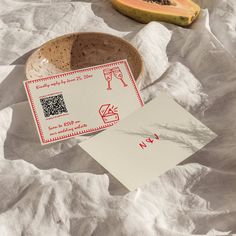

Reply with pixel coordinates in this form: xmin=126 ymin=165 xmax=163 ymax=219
xmin=24 ymin=60 xmax=143 ymax=144
xmin=80 ymin=93 xmax=217 ymax=191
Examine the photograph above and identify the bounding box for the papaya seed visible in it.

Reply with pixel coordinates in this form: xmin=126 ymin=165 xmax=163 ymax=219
xmin=144 ymin=0 xmax=174 ymax=5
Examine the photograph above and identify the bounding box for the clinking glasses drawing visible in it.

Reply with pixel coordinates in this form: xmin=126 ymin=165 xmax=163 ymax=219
xmin=103 ymin=67 xmax=128 ymax=90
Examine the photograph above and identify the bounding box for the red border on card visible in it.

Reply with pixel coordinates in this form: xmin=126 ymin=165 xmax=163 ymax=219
xmin=24 ymin=60 xmax=144 ymax=144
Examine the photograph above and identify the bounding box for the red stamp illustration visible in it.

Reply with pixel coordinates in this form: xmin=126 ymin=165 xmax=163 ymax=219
xmin=99 ymin=104 xmax=120 ymax=124
xmin=103 ymin=67 xmax=128 ymax=90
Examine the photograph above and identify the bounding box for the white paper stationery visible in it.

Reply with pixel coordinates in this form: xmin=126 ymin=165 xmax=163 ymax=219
xmin=24 ymin=60 xmax=143 ymax=144
xmin=80 ymin=93 xmax=217 ymax=191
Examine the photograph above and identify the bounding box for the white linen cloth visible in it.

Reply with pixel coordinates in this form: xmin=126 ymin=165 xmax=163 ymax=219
xmin=0 ymin=0 xmax=236 ymax=235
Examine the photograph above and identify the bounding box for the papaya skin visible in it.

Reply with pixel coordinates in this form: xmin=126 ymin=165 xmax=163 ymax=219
xmin=111 ymin=0 xmax=200 ymax=26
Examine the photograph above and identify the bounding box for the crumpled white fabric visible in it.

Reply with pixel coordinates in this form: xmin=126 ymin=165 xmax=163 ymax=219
xmin=0 ymin=0 xmax=236 ymax=235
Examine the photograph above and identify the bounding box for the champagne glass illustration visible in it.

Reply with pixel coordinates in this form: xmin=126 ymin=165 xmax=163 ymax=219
xmin=112 ymin=67 xmax=128 ymax=87
xmin=103 ymin=68 xmax=113 ymax=90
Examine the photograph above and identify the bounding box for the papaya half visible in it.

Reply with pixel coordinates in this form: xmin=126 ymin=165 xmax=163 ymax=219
xmin=111 ymin=0 xmax=200 ymax=26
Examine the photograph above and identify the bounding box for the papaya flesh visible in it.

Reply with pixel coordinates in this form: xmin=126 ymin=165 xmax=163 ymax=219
xmin=111 ymin=0 xmax=200 ymax=26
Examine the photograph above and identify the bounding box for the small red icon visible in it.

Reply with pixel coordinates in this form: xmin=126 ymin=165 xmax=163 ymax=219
xmin=99 ymin=104 xmax=120 ymax=124
xmin=103 ymin=67 xmax=128 ymax=90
